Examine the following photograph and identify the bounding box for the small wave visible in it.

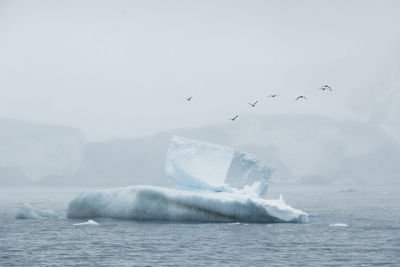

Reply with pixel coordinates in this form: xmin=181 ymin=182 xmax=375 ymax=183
xmin=340 ymin=188 xmax=359 ymax=193
xmin=329 ymin=223 xmax=348 ymax=227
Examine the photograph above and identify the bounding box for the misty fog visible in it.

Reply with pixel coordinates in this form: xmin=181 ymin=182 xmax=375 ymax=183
xmin=1 ymin=0 xmax=399 ymax=187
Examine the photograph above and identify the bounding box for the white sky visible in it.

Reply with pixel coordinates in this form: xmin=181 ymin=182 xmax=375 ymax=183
xmin=1 ymin=0 xmax=399 ymax=141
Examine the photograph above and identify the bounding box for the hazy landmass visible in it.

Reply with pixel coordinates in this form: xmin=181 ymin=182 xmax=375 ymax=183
xmin=0 ymin=118 xmax=85 ymax=185
xmin=1 ymin=115 xmax=399 ymax=187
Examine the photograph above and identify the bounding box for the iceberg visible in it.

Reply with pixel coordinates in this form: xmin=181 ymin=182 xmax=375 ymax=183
xmin=67 ymin=136 xmax=308 ymax=223
xmin=15 ymin=203 xmax=59 ymax=219
xmin=166 ymin=136 xmax=274 ymax=196
xmin=67 ymin=186 xmax=308 ymax=223
xmin=73 ymin=219 xmax=99 ymax=226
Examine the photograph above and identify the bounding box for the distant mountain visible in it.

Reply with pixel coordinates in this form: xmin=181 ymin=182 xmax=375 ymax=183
xmin=69 ymin=134 xmax=174 ymax=187
xmin=0 ymin=118 xmax=85 ymax=184
xmin=2 ymin=115 xmax=399 ymax=187
xmin=0 ymin=166 xmax=30 ymax=185
xmin=173 ymin=114 xmax=400 ymax=186
xmin=70 ymin=114 xmax=400 ymax=186
xmin=349 ymin=75 xmax=400 ymax=143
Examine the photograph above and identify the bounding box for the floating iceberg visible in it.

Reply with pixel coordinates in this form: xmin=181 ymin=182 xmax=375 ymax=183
xmin=67 ymin=136 xmax=308 ymax=223
xmin=166 ymin=136 xmax=273 ymax=196
xmin=73 ymin=219 xmax=99 ymax=226
xmin=15 ymin=203 xmax=59 ymax=219
xmin=67 ymin=186 xmax=308 ymax=223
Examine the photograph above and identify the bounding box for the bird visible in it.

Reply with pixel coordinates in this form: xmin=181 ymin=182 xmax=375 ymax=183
xmin=186 ymin=96 xmax=193 ymax=101
xmin=320 ymin=85 xmax=332 ymax=91
xmin=267 ymin=94 xmax=278 ymax=98
xmin=230 ymin=115 xmax=239 ymax=121
xmin=295 ymin=96 xmax=307 ymax=101
xmin=248 ymin=101 xmax=258 ymax=107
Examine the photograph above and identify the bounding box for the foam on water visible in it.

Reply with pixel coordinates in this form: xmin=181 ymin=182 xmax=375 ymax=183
xmin=67 ymin=186 xmax=308 ymax=223
xmin=15 ymin=203 xmax=59 ymax=219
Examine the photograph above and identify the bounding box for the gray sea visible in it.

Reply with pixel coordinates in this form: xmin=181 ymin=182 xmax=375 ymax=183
xmin=1 ymin=185 xmax=399 ymax=266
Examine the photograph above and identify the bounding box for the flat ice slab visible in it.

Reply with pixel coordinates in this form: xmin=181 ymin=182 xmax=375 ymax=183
xmin=67 ymin=186 xmax=308 ymax=223
xmin=165 ymin=136 xmax=274 ymax=195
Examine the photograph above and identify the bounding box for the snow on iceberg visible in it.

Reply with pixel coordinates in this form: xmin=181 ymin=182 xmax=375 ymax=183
xmin=67 ymin=186 xmax=308 ymax=223
xmin=15 ymin=203 xmax=59 ymax=219
xmin=165 ymin=136 xmax=274 ymax=196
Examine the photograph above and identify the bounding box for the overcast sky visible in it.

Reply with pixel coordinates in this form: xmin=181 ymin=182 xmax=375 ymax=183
xmin=1 ymin=0 xmax=399 ymax=141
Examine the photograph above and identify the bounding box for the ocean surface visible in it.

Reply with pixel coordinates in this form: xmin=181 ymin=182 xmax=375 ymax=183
xmin=1 ymin=185 xmax=399 ymax=266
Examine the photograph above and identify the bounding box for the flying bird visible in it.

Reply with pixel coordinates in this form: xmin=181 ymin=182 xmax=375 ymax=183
xmin=295 ymin=96 xmax=307 ymax=101
xmin=230 ymin=115 xmax=239 ymax=121
xmin=186 ymin=96 xmax=193 ymax=101
xmin=320 ymin=85 xmax=333 ymax=91
xmin=248 ymin=101 xmax=258 ymax=107
xmin=267 ymin=94 xmax=278 ymax=98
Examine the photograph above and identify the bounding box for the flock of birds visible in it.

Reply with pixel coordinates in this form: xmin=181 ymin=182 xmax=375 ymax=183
xmin=185 ymin=84 xmax=333 ymax=121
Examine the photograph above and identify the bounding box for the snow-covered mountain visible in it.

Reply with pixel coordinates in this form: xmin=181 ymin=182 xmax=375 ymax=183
xmin=69 ymin=134 xmax=173 ymax=186
xmin=0 ymin=118 xmax=85 ymax=184
xmin=1 ymin=115 xmax=399 ymax=186
xmin=349 ymin=75 xmax=400 ymax=144
xmin=72 ymin=114 xmax=400 ymax=186
xmin=172 ymin=114 xmax=400 ymax=186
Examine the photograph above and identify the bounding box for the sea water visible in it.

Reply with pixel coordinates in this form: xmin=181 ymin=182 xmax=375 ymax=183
xmin=0 ymin=185 xmax=399 ymax=266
